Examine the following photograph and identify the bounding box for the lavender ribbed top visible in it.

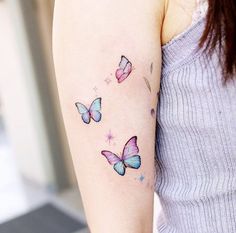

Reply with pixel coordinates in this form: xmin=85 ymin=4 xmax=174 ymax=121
xmin=155 ymin=16 xmax=236 ymax=233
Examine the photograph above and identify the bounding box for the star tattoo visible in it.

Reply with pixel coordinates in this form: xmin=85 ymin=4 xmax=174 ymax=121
xmin=139 ymin=174 xmax=145 ymax=182
xmin=105 ymin=130 xmax=115 ymax=145
xmin=104 ymin=78 xmax=112 ymax=85
xmin=93 ymin=86 xmax=98 ymax=92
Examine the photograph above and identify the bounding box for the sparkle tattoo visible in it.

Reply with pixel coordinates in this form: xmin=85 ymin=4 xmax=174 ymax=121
xmin=104 ymin=77 xmax=112 ymax=85
xmin=93 ymin=86 xmax=98 ymax=92
xmin=139 ymin=174 xmax=145 ymax=182
xmin=105 ymin=130 xmax=115 ymax=145
xmin=93 ymin=86 xmax=98 ymax=97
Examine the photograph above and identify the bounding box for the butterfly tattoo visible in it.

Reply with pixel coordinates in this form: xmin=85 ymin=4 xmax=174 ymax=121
xmin=101 ymin=136 xmax=141 ymax=176
xmin=75 ymin=97 xmax=102 ymax=124
xmin=115 ymin=55 xmax=133 ymax=83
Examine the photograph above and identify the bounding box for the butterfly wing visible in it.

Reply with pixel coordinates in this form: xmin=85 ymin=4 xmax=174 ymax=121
xmin=116 ymin=56 xmax=132 ymax=83
xmin=101 ymin=150 xmax=126 ymax=176
xmin=124 ymin=155 xmax=141 ymax=169
xmin=119 ymin=55 xmax=129 ymax=69
xmin=101 ymin=150 xmax=121 ymax=165
xmin=123 ymin=61 xmax=132 ymax=74
xmin=113 ymin=161 xmax=126 ymax=176
xmin=89 ymin=97 xmax=102 ymax=122
xmin=122 ymin=136 xmax=139 ymax=160
xmin=75 ymin=102 xmax=91 ymax=124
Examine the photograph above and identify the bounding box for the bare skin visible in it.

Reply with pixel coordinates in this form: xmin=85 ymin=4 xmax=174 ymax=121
xmin=53 ymin=0 xmax=197 ymax=232
xmin=162 ymin=0 xmax=198 ymax=44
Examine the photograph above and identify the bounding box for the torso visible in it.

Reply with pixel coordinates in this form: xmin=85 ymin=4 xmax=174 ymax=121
xmin=155 ymin=1 xmax=236 ymax=232
xmin=161 ymin=0 xmax=201 ymax=45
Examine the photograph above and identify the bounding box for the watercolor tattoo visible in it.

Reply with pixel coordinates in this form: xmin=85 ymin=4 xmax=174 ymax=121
xmin=75 ymin=97 xmax=102 ymax=124
xmin=101 ymin=136 xmax=141 ymax=176
xmin=115 ymin=55 xmax=133 ymax=83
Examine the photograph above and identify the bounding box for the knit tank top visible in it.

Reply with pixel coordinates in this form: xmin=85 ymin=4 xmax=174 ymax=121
xmin=155 ymin=9 xmax=236 ymax=233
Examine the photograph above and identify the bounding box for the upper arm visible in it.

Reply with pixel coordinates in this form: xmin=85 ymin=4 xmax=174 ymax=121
xmin=53 ymin=1 xmax=164 ymax=232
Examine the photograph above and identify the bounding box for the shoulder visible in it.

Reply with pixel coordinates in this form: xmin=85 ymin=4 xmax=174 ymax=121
xmin=53 ymin=0 xmax=166 ymax=32
xmin=54 ymin=0 xmax=166 ymax=13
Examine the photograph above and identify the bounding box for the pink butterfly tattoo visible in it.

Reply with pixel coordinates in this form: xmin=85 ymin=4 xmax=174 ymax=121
xmin=115 ymin=55 xmax=133 ymax=83
xmin=101 ymin=136 xmax=141 ymax=176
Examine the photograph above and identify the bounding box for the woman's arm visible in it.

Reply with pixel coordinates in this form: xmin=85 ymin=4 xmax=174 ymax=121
xmin=53 ymin=1 xmax=164 ymax=232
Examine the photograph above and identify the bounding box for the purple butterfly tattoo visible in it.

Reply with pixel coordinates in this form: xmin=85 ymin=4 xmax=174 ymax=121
xmin=101 ymin=136 xmax=141 ymax=176
xmin=75 ymin=97 xmax=102 ymax=124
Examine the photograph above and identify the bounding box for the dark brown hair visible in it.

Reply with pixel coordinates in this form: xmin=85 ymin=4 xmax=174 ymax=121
xmin=200 ymin=0 xmax=236 ymax=83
